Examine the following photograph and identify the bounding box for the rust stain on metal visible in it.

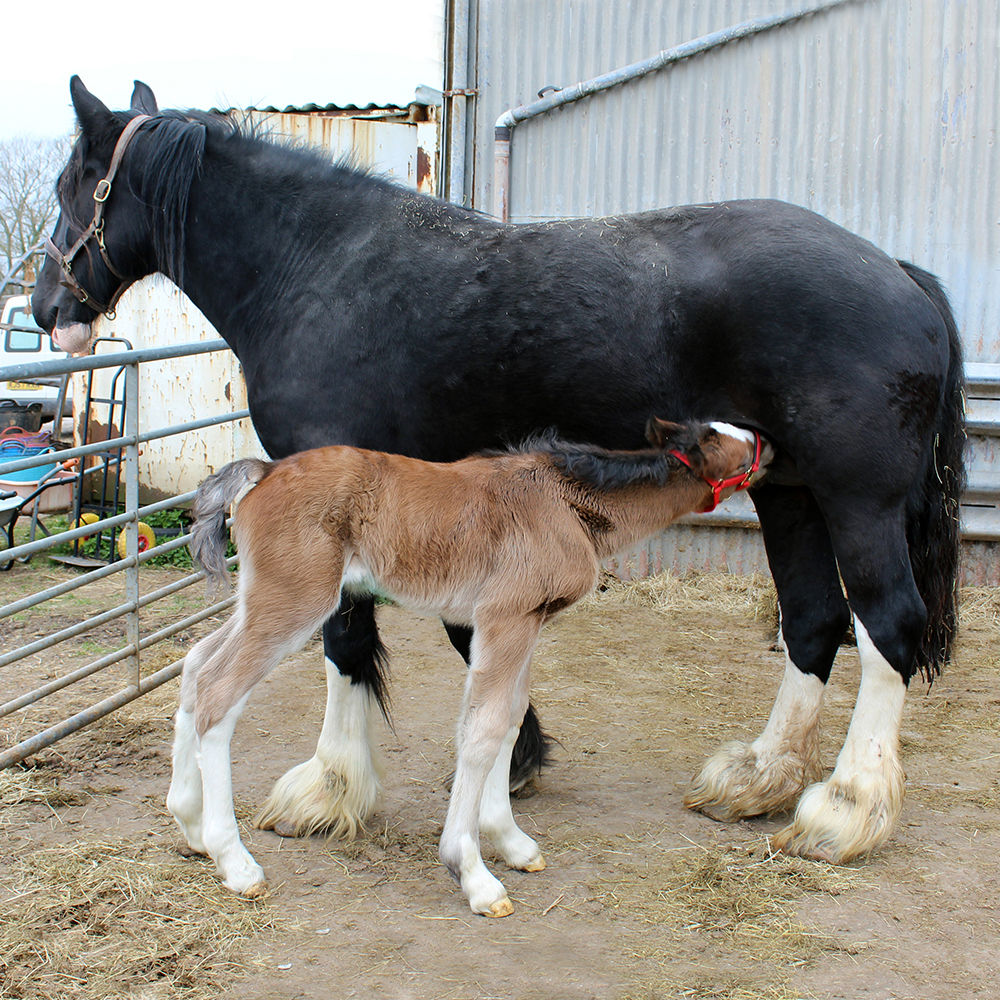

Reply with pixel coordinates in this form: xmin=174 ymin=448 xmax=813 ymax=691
xmin=417 ymin=147 xmax=433 ymax=193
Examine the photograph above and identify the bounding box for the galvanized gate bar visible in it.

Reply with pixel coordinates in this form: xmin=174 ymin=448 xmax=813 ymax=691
xmin=0 ymin=342 xmax=247 ymax=769
xmin=0 ymin=592 xmax=237 ymax=720
xmin=0 ymin=654 xmax=194 ymax=771
xmin=0 ymin=339 xmax=230 ymax=381
xmin=0 ymin=410 xmax=249 ymax=478
xmin=0 ymin=490 xmax=200 ymax=568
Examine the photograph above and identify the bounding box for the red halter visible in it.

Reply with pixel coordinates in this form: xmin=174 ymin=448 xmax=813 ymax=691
xmin=671 ymin=429 xmax=764 ymax=513
xmin=43 ymin=114 xmax=151 ymax=319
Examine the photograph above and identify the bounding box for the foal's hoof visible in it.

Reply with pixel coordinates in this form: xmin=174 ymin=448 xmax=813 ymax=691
xmin=486 ymin=896 xmax=514 ymax=918
xmin=269 ymin=819 xmax=303 ymax=838
xmin=522 ymin=855 xmax=546 ymax=872
xmin=240 ymin=880 xmax=269 ymax=900
xmin=177 ymin=843 xmax=207 ymax=859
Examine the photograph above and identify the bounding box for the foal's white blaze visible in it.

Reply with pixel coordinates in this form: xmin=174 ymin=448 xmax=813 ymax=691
xmin=773 ymin=617 xmax=906 ymax=862
xmin=685 ymin=653 xmax=825 ymax=819
xmin=253 ymin=662 xmax=381 ymax=839
xmin=709 ymin=421 xmax=756 ymax=444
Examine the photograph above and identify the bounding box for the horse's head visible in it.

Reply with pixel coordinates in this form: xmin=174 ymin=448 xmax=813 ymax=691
xmin=33 ymin=77 xmax=162 ymax=354
xmin=646 ymin=418 xmax=774 ymax=510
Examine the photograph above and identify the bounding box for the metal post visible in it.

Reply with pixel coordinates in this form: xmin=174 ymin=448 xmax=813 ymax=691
xmin=124 ymin=359 xmax=140 ymax=689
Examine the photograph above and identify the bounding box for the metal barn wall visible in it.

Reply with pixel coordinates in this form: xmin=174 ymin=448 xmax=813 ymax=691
xmin=456 ymin=0 xmax=1000 ymax=582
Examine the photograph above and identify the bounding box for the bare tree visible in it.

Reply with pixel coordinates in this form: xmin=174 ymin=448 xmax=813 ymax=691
xmin=0 ymin=135 xmax=72 ymax=297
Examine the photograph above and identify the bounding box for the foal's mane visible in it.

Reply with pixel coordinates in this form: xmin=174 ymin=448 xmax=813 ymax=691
xmin=514 ymin=433 xmax=690 ymax=491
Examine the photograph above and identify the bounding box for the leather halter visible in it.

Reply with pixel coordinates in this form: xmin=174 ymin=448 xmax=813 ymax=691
xmin=671 ymin=429 xmax=764 ymax=513
xmin=43 ymin=113 xmax=151 ymax=319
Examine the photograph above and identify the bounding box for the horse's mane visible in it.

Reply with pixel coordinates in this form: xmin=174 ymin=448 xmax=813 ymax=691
xmin=510 ymin=432 xmax=688 ymax=491
xmin=58 ymin=109 xmax=216 ymax=284
xmin=58 ymin=106 xmax=481 ymax=288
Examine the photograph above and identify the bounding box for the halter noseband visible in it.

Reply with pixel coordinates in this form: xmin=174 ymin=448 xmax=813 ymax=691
xmin=43 ymin=113 xmax=151 ymax=320
xmin=671 ymin=429 xmax=764 ymax=513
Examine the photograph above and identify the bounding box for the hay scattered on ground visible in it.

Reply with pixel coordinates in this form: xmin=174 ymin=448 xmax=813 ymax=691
xmin=960 ymin=586 xmax=1000 ymax=632
xmin=594 ymin=571 xmax=779 ymax=630
xmin=582 ymin=830 xmax=868 ymax=1000
xmin=0 ymin=838 xmax=281 ymax=1000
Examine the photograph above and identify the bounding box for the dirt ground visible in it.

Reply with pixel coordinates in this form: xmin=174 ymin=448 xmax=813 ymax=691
xmin=1 ymin=566 xmax=999 ymax=1000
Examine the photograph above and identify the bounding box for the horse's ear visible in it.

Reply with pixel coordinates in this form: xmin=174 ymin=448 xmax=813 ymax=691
xmin=131 ymin=80 xmax=158 ymax=115
xmin=70 ymin=75 xmax=118 ymax=135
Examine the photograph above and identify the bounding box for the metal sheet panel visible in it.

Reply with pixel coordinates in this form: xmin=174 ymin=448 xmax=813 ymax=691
xmin=472 ymin=0 xmax=1000 ymax=362
xmin=467 ymin=0 xmax=1000 ymax=581
xmin=245 ymin=113 xmax=439 ymax=194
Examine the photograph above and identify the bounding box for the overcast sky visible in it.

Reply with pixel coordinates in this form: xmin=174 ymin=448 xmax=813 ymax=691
xmin=1 ymin=0 xmax=444 ymax=140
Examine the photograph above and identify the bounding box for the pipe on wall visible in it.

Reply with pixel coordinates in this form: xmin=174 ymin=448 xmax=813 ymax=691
xmin=492 ymin=0 xmax=859 ymax=222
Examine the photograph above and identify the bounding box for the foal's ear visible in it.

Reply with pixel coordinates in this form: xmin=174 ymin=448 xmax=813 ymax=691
xmin=70 ymin=76 xmax=118 ymax=136
xmin=646 ymin=417 xmax=708 ymax=474
xmin=130 ymin=80 xmax=159 ymax=115
xmin=645 ymin=417 xmax=687 ymax=448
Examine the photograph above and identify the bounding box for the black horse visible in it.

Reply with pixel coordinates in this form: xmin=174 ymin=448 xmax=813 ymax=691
xmin=34 ymin=78 xmax=964 ymax=864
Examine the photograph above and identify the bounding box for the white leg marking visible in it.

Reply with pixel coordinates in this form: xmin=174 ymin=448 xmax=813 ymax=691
xmin=198 ymin=695 xmax=268 ymax=896
xmin=479 ymin=724 xmax=545 ymax=871
xmin=439 ymin=625 xmax=537 ymax=917
xmin=254 ymin=661 xmax=381 ymax=838
xmin=166 ymin=707 xmax=207 ymax=854
xmin=685 ymin=654 xmax=825 ymax=819
xmin=440 ymin=737 xmax=513 ymax=917
xmin=773 ymin=617 xmax=906 ymax=862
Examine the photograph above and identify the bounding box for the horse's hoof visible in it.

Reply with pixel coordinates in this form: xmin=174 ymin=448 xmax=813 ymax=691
xmin=177 ymin=843 xmax=207 ymax=858
xmin=522 ymin=855 xmax=546 ymax=872
xmin=241 ymin=881 xmax=269 ymax=900
xmin=270 ymin=819 xmax=302 ymax=838
xmin=486 ymin=896 xmax=514 ymax=917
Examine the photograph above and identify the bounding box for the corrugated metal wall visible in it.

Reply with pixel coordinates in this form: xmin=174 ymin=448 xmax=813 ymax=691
xmin=459 ymin=0 xmax=1000 ymax=581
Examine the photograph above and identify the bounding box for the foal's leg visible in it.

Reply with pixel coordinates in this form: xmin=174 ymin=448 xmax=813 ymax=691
xmin=254 ymin=595 xmax=385 ymax=838
xmin=445 ymin=621 xmax=552 ymax=793
xmin=439 ymin=615 xmax=544 ymax=916
xmin=685 ymin=484 xmax=849 ymax=819
xmin=479 ymin=722 xmax=547 ymax=871
xmin=167 ymin=618 xmax=238 ymax=854
xmin=773 ymin=507 xmax=919 ymax=862
xmin=193 ymin=591 xmax=343 ymax=895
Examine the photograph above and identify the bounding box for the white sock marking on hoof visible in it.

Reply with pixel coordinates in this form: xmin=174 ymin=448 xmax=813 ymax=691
xmin=254 ymin=666 xmax=382 ymax=838
xmin=772 ymin=617 xmax=906 ymax=862
xmin=685 ymin=657 xmax=824 ymax=819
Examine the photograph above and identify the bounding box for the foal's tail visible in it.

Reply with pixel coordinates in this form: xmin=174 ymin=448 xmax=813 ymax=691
xmin=898 ymin=261 xmax=967 ymax=679
xmin=190 ymin=458 xmax=274 ymax=594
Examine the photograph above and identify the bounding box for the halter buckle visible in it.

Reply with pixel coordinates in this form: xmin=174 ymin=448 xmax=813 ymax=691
xmin=94 ymin=178 xmax=112 ymax=203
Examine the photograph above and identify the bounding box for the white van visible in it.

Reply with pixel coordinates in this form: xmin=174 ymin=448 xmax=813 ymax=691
xmin=0 ymin=295 xmax=72 ymax=419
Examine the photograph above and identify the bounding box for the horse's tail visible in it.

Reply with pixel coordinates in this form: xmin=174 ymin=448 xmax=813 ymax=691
xmin=898 ymin=260 xmax=967 ymax=679
xmin=190 ymin=458 xmax=274 ymax=594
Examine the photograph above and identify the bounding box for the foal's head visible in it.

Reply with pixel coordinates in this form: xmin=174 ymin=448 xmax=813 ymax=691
xmin=646 ymin=418 xmax=773 ymax=509
xmin=533 ymin=419 xmax=770 ymax=501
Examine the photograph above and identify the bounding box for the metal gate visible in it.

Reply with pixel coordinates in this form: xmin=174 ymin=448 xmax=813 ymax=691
xmin=0 ymin=342 xmax=243 ymax=768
